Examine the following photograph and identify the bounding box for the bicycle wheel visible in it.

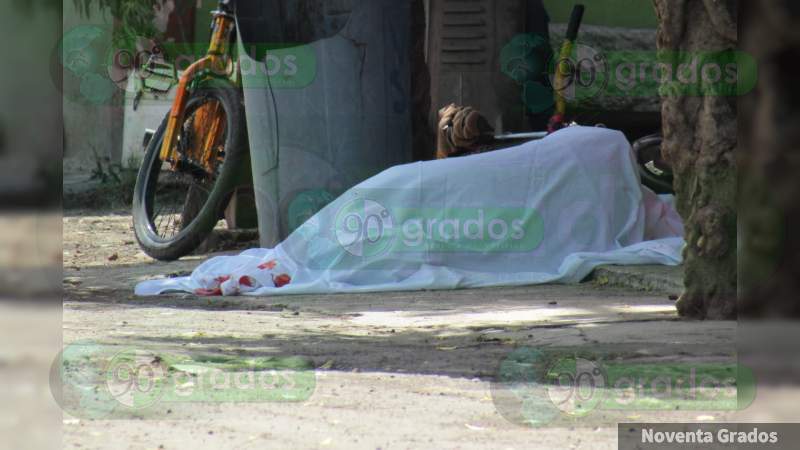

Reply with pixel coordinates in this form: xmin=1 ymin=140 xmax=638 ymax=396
xmin=132 ymin=81 xmax=249 ymax=261
xmin=632 ymin=133 xmax=674 ymax=195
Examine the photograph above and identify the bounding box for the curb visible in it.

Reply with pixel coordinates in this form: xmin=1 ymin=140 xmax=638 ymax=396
xmin=587 ymin=264 xmax=684 ymax=296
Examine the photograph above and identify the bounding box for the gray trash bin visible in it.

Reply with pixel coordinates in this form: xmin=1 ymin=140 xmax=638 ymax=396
xmin=237 ymin=0 xmax=413 ymax=247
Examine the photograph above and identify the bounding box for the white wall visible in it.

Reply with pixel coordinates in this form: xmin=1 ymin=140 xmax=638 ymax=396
xmin=61 ymin=2 xmax=124 ymax=185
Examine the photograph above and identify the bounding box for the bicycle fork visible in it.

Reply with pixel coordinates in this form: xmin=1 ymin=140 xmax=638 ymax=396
xmin=159 ymin=8 xmax=236 ymax=170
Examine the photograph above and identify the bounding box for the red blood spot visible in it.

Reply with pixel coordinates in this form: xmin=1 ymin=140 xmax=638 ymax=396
xmin=258 ymin=260 xmax=278 ymax=270
xmin=215 ymin=275 xmax=231 ymax=285
xmin=239 ymin=276 xmax=255 ymax=287
xmin=272 ymin=274 xmax=292 ymax=288
xmin=195 ymin=288 xmax=222 ymax=296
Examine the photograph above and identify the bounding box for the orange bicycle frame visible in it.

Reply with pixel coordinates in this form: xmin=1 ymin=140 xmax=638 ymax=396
xmin=159 ymin=10 xmax=236 ymax=168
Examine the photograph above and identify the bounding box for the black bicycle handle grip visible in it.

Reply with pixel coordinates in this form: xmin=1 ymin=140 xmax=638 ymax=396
xmin=566 ymin=4 xmax=585 ymax=41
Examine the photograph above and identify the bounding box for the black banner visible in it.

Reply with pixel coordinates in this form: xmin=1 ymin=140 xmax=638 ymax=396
xmin=619 ymin=423 xmax=800 ymax=450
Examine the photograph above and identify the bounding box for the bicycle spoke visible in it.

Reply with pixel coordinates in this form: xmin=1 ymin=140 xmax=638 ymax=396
xmin=145 ymin=96 xmax=228 ymax=242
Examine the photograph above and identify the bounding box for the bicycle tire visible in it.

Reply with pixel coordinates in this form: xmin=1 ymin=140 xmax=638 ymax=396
xmin=132 ymin=81 xmax=249 ymax=261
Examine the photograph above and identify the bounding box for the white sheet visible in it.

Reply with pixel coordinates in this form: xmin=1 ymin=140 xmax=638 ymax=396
xmin=136 ymin=127 xmax=684 ymax=297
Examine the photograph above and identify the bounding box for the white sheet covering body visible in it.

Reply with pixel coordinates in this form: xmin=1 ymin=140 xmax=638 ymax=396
xmin=136 ymin=127 xmax=684 ymax=297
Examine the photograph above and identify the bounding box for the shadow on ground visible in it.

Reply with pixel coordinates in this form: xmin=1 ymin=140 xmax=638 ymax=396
xmin=64 ymin=263 xmax=734 ymax=382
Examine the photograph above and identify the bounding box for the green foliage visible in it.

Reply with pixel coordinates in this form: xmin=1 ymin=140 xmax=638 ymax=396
xmin=64 ymin=148 xmax=139 ymax=210
xmin=72 ymin=0 xmax=163 ymax=49
xmin=90 ymin=148 xmax=124 ymax=184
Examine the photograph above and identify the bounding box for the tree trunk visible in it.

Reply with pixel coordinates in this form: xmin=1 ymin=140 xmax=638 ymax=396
xmin=739 ymin=1 xmax=800 ymax=318
xmin=652 ymin=0 xmax=738 ymax=319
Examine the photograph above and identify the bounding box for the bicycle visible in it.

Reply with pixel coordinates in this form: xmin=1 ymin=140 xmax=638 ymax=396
xmin=132 ymin=0 xmax=249 ymax=261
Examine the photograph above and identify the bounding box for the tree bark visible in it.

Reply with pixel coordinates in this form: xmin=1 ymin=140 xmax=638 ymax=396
xmin=739 ymin=0 xmax=800 ymax=318
xmin=652 ymin=0 xmax=738 ymax=319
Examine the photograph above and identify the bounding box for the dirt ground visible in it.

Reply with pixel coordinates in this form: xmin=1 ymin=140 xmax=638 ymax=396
xmin=57 ymin=209 xmax=780 ymax=450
